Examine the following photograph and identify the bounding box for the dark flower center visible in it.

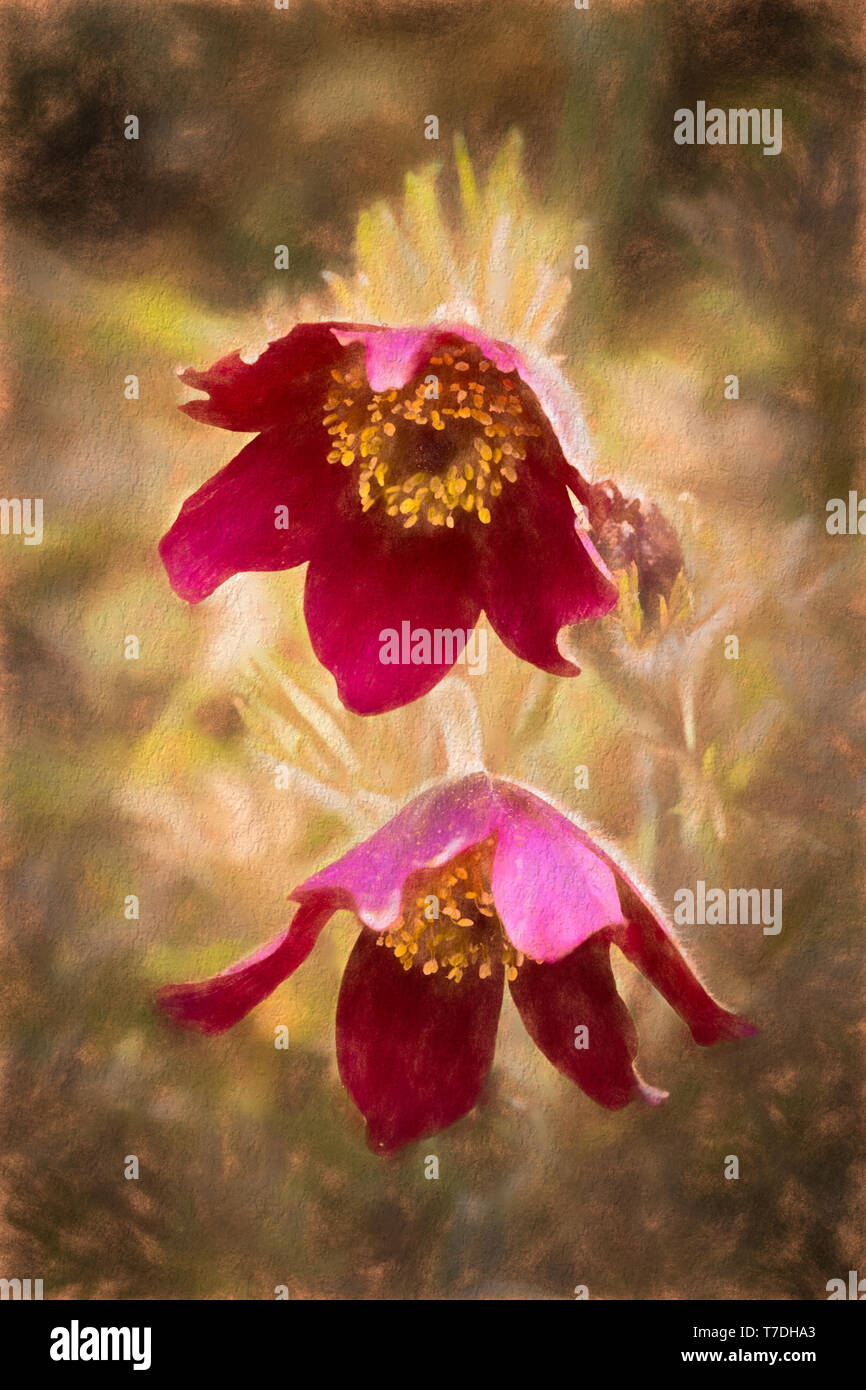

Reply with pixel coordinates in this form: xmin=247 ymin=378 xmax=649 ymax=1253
xmin=322 ymin=340 xmax=542 ymax=531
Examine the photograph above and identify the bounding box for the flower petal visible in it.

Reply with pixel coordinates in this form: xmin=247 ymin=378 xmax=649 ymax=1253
xmin=155 ymin=897 xmax=334 ymax=1034
xmin=509 ymin=933 xmax=666 ymax=1108
xmin=490 ymin=781 xmax=624 ymax=961
xmin=612 ymin=881 xmax=758 ymax=1046
xmin=296 ymin=773 xmax=499 ymax=931
xmin=512 ymin=348 xmax=595 ymax=483
xmin=336 ymin=926 xmax=504 ymax=1151
xmin=178 ymin=321 xmax=359 ymax=432
xmin=330 ymin=322 xmax=522 ymax=392
xmin=303 ymin=522 xmax=481 ymax=714
xmin=475 ymin=471 xmax=617 ymax=676
xmin=160 ymin=426 xmax=344 ymax=602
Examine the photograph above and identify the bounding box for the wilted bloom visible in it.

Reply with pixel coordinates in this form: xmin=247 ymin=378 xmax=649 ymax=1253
xmin=156 ymin=774 xmax=755 ymax=1153
xmin=160 ymin=321 xmax=618 ymax=714
xmin=581 ymin=477 xmax=685 ymax=618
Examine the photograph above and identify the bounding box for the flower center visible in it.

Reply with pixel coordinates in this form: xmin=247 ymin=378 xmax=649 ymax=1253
xmin=322 ymin=341 xmax=541 ymax=530
xmin=376 ymin=838 xmax=526 ymax=983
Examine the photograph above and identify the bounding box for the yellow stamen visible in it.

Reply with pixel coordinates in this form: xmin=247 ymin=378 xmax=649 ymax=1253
xmin=377 ymin=839 xmax=534 ymax=985
xmin=320 ymin=341 xmax=541 ymax=532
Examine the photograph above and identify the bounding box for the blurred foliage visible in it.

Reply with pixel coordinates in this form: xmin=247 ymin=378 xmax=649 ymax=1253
xmin=1 ymin=0 xmax=864 ymax=1300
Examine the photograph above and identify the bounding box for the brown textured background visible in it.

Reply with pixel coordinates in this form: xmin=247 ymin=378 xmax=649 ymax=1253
xmin=0 ymin=0 xmax=864 ymax=1299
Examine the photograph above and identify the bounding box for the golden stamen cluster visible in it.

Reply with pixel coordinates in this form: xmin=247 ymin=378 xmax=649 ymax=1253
xmin=375 ymin=838 xmax=528 ymax=984
xmin=321 ymin=342 xmax=542 ymax=530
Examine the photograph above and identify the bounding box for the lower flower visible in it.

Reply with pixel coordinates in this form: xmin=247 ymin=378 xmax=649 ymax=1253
xmin=156 ymin=774 xmax=756 ymax=1152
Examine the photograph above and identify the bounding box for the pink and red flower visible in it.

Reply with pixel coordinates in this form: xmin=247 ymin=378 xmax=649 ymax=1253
xmin=156 ymin=774 xmax=755 ymax=1153
xmin=160 ymin=322 xmax=618 ymax=714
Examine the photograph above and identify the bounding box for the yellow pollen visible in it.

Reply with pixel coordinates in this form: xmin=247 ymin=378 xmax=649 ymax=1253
xmin=321 ymin=341 xmax=542 ymax=531
xmin=374 ymin=839 xmax=533 ymax=984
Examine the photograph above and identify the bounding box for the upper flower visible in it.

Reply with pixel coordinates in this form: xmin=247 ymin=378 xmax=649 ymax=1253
xmin=156 ymin=774 xmax=756 ymax=1153
xmin=160 ymin=321 xmax=618 ymax=714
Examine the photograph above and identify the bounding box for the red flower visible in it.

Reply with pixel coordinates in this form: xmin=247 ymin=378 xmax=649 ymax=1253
xmin=160 ymin=322 xmax=617 ymax=714
xmin=156 ymin=775 xmax=755 ymax=1153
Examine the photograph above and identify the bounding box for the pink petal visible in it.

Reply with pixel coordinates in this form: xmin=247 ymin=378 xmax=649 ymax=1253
xmin=509 ymin=933 xmax=667 ymax=1108
xmin=155 ymin=897 xmax=334 ymax=1034
xmin=489 ymin=781 xmax=625 ymax=961
xmin=159 ymin=426 xmax=345 ymax=602
xmin=336 ymin=926 xmax=504 ymax=1151
xmin=303 ymin=522 xmax=481 ymax=715
xmin=330 ymin=322 xmax=522 ymax=393
xmin=178 ymin=321 xmax=359 ymax=432
xmin=474 ymin=470 xmax=617 ymax=676
xmin=297 ymin=774 xmax=499 ymax=931
xmin=612 ymin=881 xmax=758 ymax=1046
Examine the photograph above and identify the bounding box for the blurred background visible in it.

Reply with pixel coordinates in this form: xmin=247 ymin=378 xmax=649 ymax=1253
xmin=1 ymin=0 xmax=864 ymax=1299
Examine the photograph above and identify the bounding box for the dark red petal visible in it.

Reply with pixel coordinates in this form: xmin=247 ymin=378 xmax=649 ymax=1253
xmin=509 ymin=933 xmax=666 ymax=1109
xmin=155 ymin=898 xmax=333 ymax=1035
xmin=178 ymin=321 xmax=364 ymax=432
xmin=475 ymin=471 xmax=617 ymax=676
xmin=336 ymin=927 xmax=504 ymax=1153
xmin=612 ymin=882 xmax=757 ymax=1046
xmin=304 ymin=523 xmax=480 ymax=715
xmin=159 ymin=425 xmax=345 ymax=602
